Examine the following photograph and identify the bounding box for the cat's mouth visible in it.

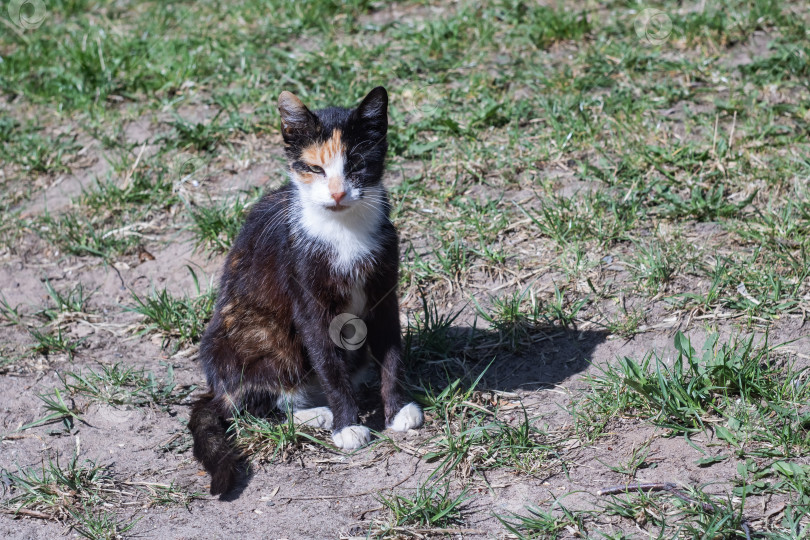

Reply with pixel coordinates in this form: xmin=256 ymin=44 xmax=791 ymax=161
xmin=326 ymin=203 xmax=350 ymax=212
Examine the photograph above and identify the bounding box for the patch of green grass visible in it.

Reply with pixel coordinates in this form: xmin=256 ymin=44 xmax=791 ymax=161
xmin=28 ymin=326 xmax=79 ymax=358
xmin=187 ymin=188 xmax=261 ymax=253
xmin=37 ymin=210 xmax=140 ymax=259
xmin=69 ymin=505 xmax=137 ymax=540
xmin=373 ymin=480 xmax=468 ymax=537
xmin=735 ymin=196 xmax=810 ymax=250
xmin=627 ymin=332 xmax=777 ymax=432
xmin=21 ymin=363 xmax=194 ymax=433
xmin=598 ymin=439 xmax=656 ymax=480
xmin=670 ymin=246 xmax=810 ymax=318
xmin=653 ymin=185 xmax=757 ymax=222
xmin=0 ymin=294 xmax=23 ymax=326
xmin=516 ymin=189 xmax=640 ymax=249
xmin=0 ymin=127 xmax=79 ymax=175
xmin=399 ymin=241 xmax=438 ymax=287
xmin=626 ymin=240 xmax=682 ymax=294
xmin=137 ymin=481 xmax=204 ymax=509
xmin=767 ymin=461 xmax=810 ymax=538
xmin=404 ymin=295 xmax=464 ymax=369
xmin=0 ymin=0 xmax=377 ymax=111
xmin=37 ymin=279 xmax=91 ymax=321
xmin=2 ymin=454 xmax=115 ymax=521
xmin=2 ymin=452 xmax=195 ymax=537
xmin=600 ymin=302 xmax=647 ymax=339
xmin=164 ymin=113 xmax=230 ymax=152
xmin=573 ymin=331 xmax=810 ymax=454
xmin=740 ymin=40 xmax=810 ymax=85
xmin=602 ymin=484 xmax=750 ymax=539
xmin=421 ymin=374 xmax=563 ymax=480
xmin=0 ymin=204 xmax=26 ymax=249
xmin=473 ymin=284 xmax=589 ymax=348
xmin=60 ymin=362 xmax=194 ymax=408
xmin=389 ymin=5 xmax=496 ymax=72
xmin=127 ymin=269 xmax=216 ymax=350
xmin=21 ymin=388 xmax=84 ymax=432
xmin=35 ymin=154 xmax=185 ymax=260
xmin=474 ymin=287 xmax=543 ymax=350
xmin=671 ymin=257 xmax=730 ymax=314
xmin=79 ymin=168 xmax=178 ymax=215
xmin=544 ymin=284 xmax=589 ymax=329
xmin=232 ymin=411 xmax=327 ymax=463
xmin=497 ymin=503 xmax=587 ymax=539
xmin=426 ymin=406 xmax=561 ymax=480
xmin=504 ymin=2 xmax=591 ymax=49
xmin=432 ymin=233 xmax=472 ymax=280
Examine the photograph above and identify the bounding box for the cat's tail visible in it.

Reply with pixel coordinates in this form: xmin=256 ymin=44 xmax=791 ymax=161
xmin=188 ymin=392 xmax=240 ymax=495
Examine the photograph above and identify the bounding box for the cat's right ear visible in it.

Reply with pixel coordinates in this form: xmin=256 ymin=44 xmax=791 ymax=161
xmin=278 ymin=91 xmax=318 ymax=143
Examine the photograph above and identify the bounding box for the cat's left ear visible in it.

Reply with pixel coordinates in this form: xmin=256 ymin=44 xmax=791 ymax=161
xmin=352 ymin=86 xmax=388 ymax=137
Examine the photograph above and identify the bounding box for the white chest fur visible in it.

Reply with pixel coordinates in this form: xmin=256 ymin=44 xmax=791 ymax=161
xmin=295 ymin=187 xmax=385 ymax=275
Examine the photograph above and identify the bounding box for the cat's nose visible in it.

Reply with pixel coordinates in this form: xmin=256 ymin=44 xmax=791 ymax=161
xmin=331 ymin=191 xmax=346 ymax=204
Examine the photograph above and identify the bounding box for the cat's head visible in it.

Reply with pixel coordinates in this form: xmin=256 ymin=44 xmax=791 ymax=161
xmin=278 ymin=87 xmax=388 ymax=214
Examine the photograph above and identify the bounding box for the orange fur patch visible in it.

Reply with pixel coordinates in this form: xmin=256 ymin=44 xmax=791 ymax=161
xmin=229 ymin=253 xmax=240 ymax=271
xmin=223 ymin=314 xmax=235 ymax=330
xmin=301 ymin=129 xmax=344 ymax=169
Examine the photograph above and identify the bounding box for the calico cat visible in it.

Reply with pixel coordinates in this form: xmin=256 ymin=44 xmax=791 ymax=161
xmin=188 ymin=87 xmax=424 ymax=495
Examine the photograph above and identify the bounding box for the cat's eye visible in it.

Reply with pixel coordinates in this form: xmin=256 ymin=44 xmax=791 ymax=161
xmin=306 ymin=165 xmax=325 ymax=175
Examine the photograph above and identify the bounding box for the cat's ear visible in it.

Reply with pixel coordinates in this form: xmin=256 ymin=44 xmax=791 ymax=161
xmin=278 ymin=91 xmax=318 ymax=142
xmin=352 ymin=86 xmax=388 ymax=137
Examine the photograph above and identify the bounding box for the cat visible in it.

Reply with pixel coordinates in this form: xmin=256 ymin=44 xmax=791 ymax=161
xmin=188 ymin=86 xmax=424 ymax=495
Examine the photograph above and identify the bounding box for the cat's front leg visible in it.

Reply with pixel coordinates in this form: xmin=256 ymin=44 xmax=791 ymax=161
xmin=297 ymin=321 xmax=369 ymax=450
xmin=367 ymin=294 xmax=424 ymax=432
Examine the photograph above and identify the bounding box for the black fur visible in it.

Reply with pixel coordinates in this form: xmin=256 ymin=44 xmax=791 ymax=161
xmin=189 ymin=87 xmax=409 ymax=496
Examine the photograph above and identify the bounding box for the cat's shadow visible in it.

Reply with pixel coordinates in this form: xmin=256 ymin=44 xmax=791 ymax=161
xmin=217 ymin=464 xmax=252 ymax=502
xmin=361 ymin=323 xmax=608 ymax=430
xmin=459 ymin=324 xmax=608 ymax=393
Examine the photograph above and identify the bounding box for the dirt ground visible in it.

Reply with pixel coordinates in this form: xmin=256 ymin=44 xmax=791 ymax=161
xmin=2 ymin=153 xmax=808 ymax=538
xmin=2 ymin=1 xmax=810 ymax=539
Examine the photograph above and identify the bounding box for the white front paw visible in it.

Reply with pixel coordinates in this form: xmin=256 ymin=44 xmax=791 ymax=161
xmin=388 ymin=402 xmax=424 ymax=432
xmin=332 ymin=425 xmax=370 ymax=450
xmin=292 ymin=407 xmax=334 ymax=430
